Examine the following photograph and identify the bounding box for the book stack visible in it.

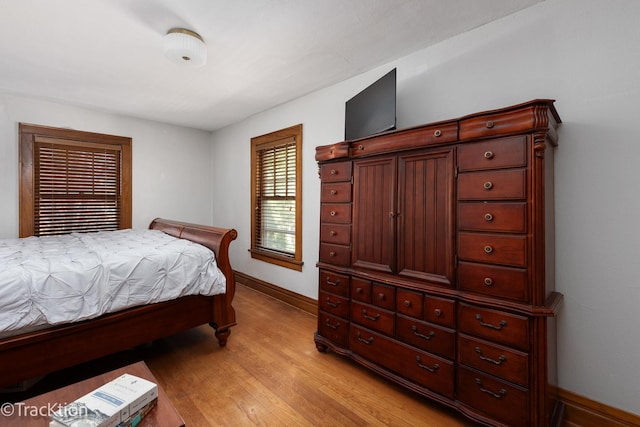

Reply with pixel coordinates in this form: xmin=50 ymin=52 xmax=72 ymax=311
xmin=50 ymin=373 xmax=158 ymax=427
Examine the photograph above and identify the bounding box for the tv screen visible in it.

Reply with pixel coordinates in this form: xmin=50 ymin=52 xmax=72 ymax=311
xmin=345 ymin=68 xmax=396 ymax=140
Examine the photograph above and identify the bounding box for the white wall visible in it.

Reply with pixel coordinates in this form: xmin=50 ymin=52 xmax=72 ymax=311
xmin=211 ymin=0 xmax=640 ymax=415
xmin=0 ymin=93 xmax=213 ymax=238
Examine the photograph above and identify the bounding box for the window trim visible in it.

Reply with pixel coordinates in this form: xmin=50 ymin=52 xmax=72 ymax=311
xmin=250 ymin=124 xmax=303 ymax=271
xmin=19 ymin=123 xmax=132 ymax=237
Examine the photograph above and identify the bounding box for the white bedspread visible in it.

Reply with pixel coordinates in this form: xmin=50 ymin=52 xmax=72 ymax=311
xmin=0 ymin=229 xmax=226 ymax=335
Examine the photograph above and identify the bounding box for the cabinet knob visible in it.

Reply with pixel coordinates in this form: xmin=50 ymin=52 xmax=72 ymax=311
xmin=434 ymin=308 xmax=442 ymax=317
xmin=330 ymin=169 xmax=337 ymax=175
xmin=378 ymin=293 xmax=385 ymax=301
xmin=356 ymin=287 xmax=363 ymax=294
xmin=330 ymin=189 xmax=337 ymax=195
xmin=483 ymin=181 xmax=493 ymax=190
xmin=329 ymin=230 xmax=337 ymax=236
xmin=484 ymin=277 xmax=494 ymax=286
xmin=404 ymin=300 xmax=411 ymax=308
xmin=329 ymin=251 xmax=336 ymax=257
xmin=433 ymin=129 xmax=442 ymax=137
xmin=486 ymin=121 xmax=495 ymax=129
xmin=330 ymin=210 xmax=337 ymax=216
xmin=484 ymin=213 xmax=493 ymax=221
xmin=484 ymin=151 xmax=494 ymax=159
xmin=484 ymin=245 xmax=493 ymax=254
xmin=358 ymin=144 xmax=365 ymax=150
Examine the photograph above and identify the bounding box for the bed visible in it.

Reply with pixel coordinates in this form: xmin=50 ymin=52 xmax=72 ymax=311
xmin=0 ymin=218 xmax=237 ymax=389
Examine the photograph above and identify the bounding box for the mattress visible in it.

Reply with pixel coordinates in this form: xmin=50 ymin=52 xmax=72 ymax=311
xmin=0 ymin=229 xmax=226 ymax=336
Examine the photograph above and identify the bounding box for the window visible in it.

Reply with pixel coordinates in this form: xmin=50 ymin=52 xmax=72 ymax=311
xmin=250 ymin=124 xmax=302 ymax=271
xmin=19 ymin=123 xmax=132 ymax=237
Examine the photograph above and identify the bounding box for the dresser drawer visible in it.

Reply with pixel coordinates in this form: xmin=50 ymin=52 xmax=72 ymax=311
xmin=319 ymin=243 xmax=351 ymax=266
xmin=318 ymin=312 xmax=349 ymax=348
xmin=458 ymin=202 xmax=526 ymax=233
xmin=459 ymin=304 xmax=529 ymax=351
xmin=319 ymin=291 xmax=349 ymax=319
xmin=458 ymin=232 xmax=527 ymax=268
xmin=320 ymin=203 xmax=352 ymax=223
xmin=459 ymin=106 xmax=538 ymax=141
xmin=320 ymin=162 xmax=352 ymax=182
xmin=320 ymin=223 xmax=351 ymax=245
xmin=321 ymin=182 xmax=352 ymax=203
xmin=397 ymin=315 xmax=455 ymax=359
xmin=424 ymin=296 xmax=456 ymax=328
xmin=351 ymin=301 xmax=395 ymax=336
xmin=457 ymin=366 xmax=529 ymax=427
xmin=397 ymin=289 xmax=423 ymax=318
xmin=457 ymin=169 xmax=526 ymax=201
xmin=457 ymin=136 xmax=527 ymax=172
xmin=458 ymin=333 xmax=529 ymax=387
xmin=458 ymin=261 xmax=528 ymax=302
xmin=350 ymin=325 xmax=454 ymax=399
xmin=319 ymin=270 xmax=350 ymax=297
xmin=350 ymin=122 xmax=458 ymax=158
xmin=351 ymin=277 xmax=371 ymax=303
xmin=372 ymin=283 xmax=395 ymax=310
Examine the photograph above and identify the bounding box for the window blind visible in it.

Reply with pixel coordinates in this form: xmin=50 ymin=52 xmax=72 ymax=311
xmin=34 ymin=137 xmax=122 ymax=236
xmin=255 ymin=137 xmax=296 ymax=256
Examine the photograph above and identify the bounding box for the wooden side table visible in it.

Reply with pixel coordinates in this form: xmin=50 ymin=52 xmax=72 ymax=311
xmin=1 ymin=361 xmax=184 ymax=426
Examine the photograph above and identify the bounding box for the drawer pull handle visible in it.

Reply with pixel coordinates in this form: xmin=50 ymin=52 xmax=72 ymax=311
xmin=377 ymin=293 xmax=385 ymax=301
xmin=484 ymin=213 xmax=493 ymax=221
xmin=412 ymin=325 xmax=435 ymax=341
xmin=416 ymin=356 xmax=440 ymax=373
xmin=486 ymin=121 xmax=495 ymax=129
xmin=330 ymin=169 xmax=338 ymax=175
xmin=475 ymin=314 xmax=507 ymax=330
xmin=330 ymin=189 xmax=337 ymax=195
xmin=484 ymin=245 xmax=493 ymax=254
xmin=433 ymin=129 xmax=442 ymax=137
xmin=325 ymin=297 xmax=341 ymax=308
xmin=329 ymin=230 xmax=337 ymax=236
xmin=362 ymin=309 xmax=380 ymax=321
xmin=330 ymin=210 xmax=337 ymax=216
xmin=356 ymin=331 xmax=374 ymax=345
xmin=329 ymin=251 xmax=336 ymax=257
xmin=475 ymin=347 xmax=507 ymax=365
xmin=403 ymin=300 xmax=411 ymax=308
xmin=484 ymin=150 xmax=494 ymax=159
xmin=325 ymin=318 xmax=340 ymax=330
xmin=325 ymin=277 xmax=340 ymax=287
xmin=434 ymin=308 xmax=442 ymax=317
xmin=475 ymin=378 xmax=507 ymax=399
xmin=484 ymin=277 xmax=493 ymax=286
xmin=483 ymin=181 xmax=493 ymax=190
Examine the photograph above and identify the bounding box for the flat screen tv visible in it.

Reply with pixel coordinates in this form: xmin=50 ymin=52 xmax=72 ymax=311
xmin=345 ymin=68 xmax=396 ymax=140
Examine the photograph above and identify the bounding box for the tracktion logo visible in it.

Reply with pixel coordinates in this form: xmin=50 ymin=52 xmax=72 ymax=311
xmin=1 ymin=402 xmax=67 ymax=418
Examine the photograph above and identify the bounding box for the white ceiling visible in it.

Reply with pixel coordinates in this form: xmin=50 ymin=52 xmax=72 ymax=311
xmin=0 ymin=0 xmax=543 ymax=131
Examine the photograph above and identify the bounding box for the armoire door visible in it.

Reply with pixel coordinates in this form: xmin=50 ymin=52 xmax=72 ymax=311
xmin=397 ymin=149 xmax=455 ymax=286
xmin=352 ymin=156 xmax=396 ymax=273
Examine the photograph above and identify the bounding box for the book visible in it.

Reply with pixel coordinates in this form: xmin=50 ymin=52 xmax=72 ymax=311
xmin=50 ymin=373 xmax=157 ymax=427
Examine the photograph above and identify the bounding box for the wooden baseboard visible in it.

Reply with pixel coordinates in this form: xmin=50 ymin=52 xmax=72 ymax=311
xmin=553 ymin=386 xmax=640 ymax=426
xmin=234 ymin=271 xmax=317 ymax=315
xmin=234 ymin=272 xmax=639 ymax=427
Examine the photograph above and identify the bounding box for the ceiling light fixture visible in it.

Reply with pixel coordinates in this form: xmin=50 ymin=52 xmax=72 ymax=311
xmin=163 ymin=28 xmax=207 ymax=67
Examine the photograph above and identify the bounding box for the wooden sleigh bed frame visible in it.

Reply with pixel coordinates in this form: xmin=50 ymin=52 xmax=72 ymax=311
xmin=0 ymin=218 xmax=238 ymax=389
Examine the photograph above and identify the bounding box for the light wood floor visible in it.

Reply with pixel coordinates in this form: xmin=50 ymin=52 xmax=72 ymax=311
xmin=9 ymin=284 xmax=475 ymax=426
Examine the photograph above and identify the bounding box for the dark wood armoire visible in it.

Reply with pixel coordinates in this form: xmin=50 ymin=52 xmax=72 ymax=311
xmin=314 ymin=99 xmax=563 ymax=426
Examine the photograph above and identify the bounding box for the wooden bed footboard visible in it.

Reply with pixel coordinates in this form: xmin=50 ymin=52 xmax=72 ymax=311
xmin=0 ymin=218 xmax=238 ymax=389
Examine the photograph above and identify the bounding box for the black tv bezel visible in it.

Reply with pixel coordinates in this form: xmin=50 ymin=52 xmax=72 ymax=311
xmin=344 ymin=68 xmax=397 ymax=141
